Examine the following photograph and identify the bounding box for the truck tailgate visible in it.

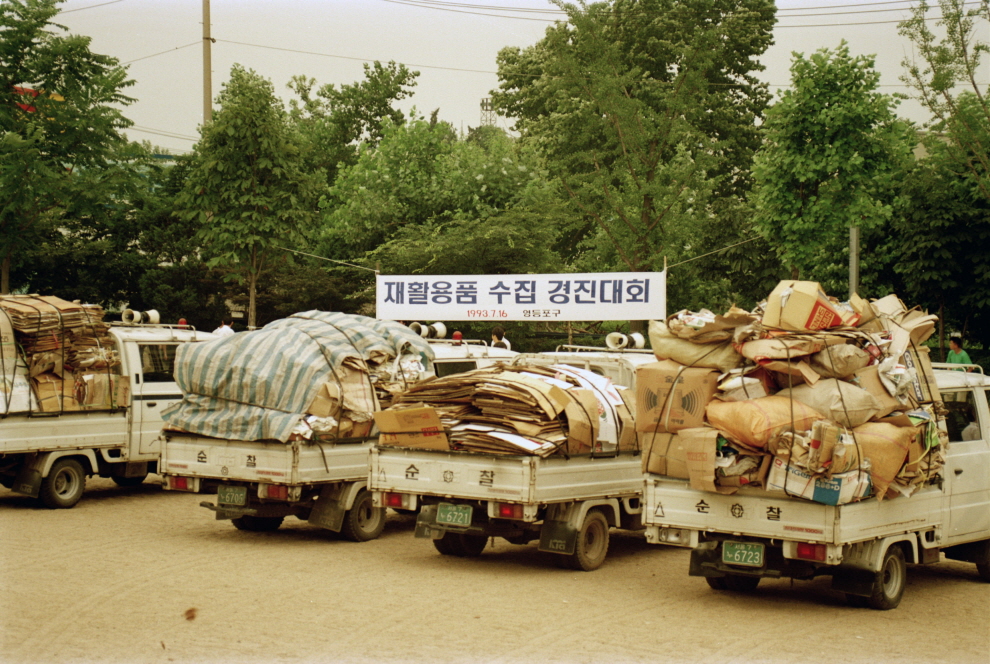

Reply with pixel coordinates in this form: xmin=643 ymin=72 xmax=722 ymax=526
xmin=645 ymin=475 xmax=945 ymax=545
xmin=162 ymin=435 xmax=371 ymax=484
xmin=370 ymin=447 xmax=642 ymax=504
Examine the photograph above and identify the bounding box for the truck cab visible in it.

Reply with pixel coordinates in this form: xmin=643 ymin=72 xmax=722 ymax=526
xmin=429 ymin=339 xmax=517 ymax=377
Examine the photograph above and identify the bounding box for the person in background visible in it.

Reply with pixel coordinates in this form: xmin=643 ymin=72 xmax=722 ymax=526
xmin=947 ymin=337 xmax=974 ymax=372
xmin=491 ymin=325 xmax=511 ymax=350
xmin=213 ymin=319 xmax=235 ymax=337
xmin=493 ymin=341 xmax=507 ymax=349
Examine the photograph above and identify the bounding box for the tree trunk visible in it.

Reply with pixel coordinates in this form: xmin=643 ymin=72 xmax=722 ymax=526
xmin=938 ymin=300 xmax=945 ymax=362
xmin=248 ymin=269 xmax=257 ymax=330
xmin=1 ymin=252 xmax=9 ymax=295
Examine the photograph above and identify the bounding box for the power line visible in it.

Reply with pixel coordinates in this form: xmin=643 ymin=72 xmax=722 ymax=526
xmin=122 ymin=41 xmax=199 ymax=65
xmin=61 ymin=0 xmax=124 ymax=14
xmin=129 ymin=125 xmax=199 ymax=142
xmin=215 ymin=39 xmax=501 ymax=75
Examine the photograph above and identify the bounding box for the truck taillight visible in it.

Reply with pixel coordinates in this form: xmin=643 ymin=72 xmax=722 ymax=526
xmin=796 ymin=542 xmax=827 ymax=561
xmin=167 ymin=476 xmax=193 ymax=492
xmin=384 ymin=492 xmax=406 ymax=508
xmin=261 ymin=484 xmax=288 ymax=501
xmin=496 ymin=502 xmax=524 ymax=519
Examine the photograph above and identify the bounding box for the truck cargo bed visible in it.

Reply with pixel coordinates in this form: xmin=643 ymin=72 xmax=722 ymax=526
xmin=645 ymin=474 xmax=943 ymax=546
xmin=370 ymin=446 xmax=642 ymax=504
xmin=162 ymin=433 xmax=371 ymax=485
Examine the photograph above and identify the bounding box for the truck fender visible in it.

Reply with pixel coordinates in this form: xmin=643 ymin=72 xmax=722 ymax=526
xmin=34 ymin=450 xmax=99 ymax=478
xmin=842 ymin=535 xmax=919 ymax=572
xmin=538 ymin=499 xmax=621 ymax=555
xmin=307 ymin=481 xmax=367 ymax=533
xmin=339 ymin=480 xmax=368 ymax=511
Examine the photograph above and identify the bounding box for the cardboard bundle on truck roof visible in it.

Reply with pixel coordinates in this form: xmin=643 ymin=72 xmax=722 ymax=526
xmin=639 ymin=280 xmax=947 ymax=504
xmin=377 ymin=363 xmax=635 ymax=457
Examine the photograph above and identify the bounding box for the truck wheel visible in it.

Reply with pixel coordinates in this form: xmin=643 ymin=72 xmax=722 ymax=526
xmin=341 ymin=489 xmax=385 ymax=542
xmin=564 ymin=510 xmax=610 ymax=571
xmin=231 ymin=515 xmax=284 ymax=532
xmin=39 ymin=459 xmax=86 ymax=509
xmin=866 ymin=545 xmax=906 ymax=610
xmin=112 ymin=474 xmax=148 ymax=488
xmin=723 ymin=574 xmax=760 ymax=592
xmin=433 ymin=532 xmax=488 ymax=557
xmin=976 ymin=563 xmax=990 ymax=582
xmin=705 ymin=576 xmax=728 ymax=590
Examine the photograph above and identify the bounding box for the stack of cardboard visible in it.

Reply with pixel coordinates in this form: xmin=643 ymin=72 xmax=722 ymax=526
xmin=0 ymin=295 xmax=122 ymax=414
xmin=376 ymin=364 xmax=636 ymax=457
xmin=640 ymin=281 xmax=946 ymax=505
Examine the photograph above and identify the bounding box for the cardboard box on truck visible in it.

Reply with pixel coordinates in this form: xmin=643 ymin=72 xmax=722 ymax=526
xmin=635 ymin=361 xmax=719 ymax=433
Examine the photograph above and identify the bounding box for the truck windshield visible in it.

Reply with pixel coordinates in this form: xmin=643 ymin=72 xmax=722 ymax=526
xmin=140 ymin=344 xmax=179 ymax=383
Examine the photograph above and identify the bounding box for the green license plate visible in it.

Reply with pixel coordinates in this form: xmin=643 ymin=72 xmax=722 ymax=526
xmin=722 ymin=541 xmax=764 ymax=568
xmin=217 ymin=485 xmax=248 ymax=506
xmin=436 ymin=503 xmax=472 ymax=527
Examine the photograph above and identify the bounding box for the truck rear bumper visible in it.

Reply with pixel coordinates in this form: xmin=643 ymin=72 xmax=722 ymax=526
xmin=690 ymin=540 xmax=819 ymax=580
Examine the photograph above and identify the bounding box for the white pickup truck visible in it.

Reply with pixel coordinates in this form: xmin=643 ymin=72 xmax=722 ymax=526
xmin=370 ymin=349 xmax=652 ymax=570
xmin=161 ymin=432 xmax=384 ymax=539
xmin=643 ymin=366 xmax=990 ymax=609
xmin=0 ymin=325 xmax=214 ymax=508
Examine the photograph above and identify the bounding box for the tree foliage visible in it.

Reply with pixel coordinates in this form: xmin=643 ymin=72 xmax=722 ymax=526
xmin=899 ymin=0 xmax=990 ymax=201
xmin=751 ymin=43 xmax=914 ymax=292
xmin=288 ymin=61 xmax=418 ymax=185
xmin=492 ymin=0 xmax=777 ymax=282
xmin=176 ymin=65 xmax=326 ymax=328
xmin=0 ymin=0 xmax=135 ymax=293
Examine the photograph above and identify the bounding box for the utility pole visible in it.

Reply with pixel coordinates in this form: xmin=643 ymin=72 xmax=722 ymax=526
xmin=849 ymin=225 xmax=860 ymax=299
xmin=202 ymin=0 xmax=213 ymax=124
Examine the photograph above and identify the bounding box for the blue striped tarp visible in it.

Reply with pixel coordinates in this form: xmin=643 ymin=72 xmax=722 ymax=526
xmin=162 ymin=312 xmax=433 ymax=442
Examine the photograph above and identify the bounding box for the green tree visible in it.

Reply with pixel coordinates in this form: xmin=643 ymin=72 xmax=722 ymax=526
xmin=288 ymin=61 xmax=418 ymax=185
xmin=491 ymin=0 xmax=777 ymax=284
xmin=0 ymin=0 xmax=135 ymax=293
xmin=899 ymin=0 xmax=990 ymax=201
xmin=751 ymin=43 xmax=914 ymax=292
xmin=176 ymin=65 xmax=326 ymax=329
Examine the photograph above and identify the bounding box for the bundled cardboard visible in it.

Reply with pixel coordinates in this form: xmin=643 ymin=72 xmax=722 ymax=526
xmin=635 ymin=360 xmax=719 ymax=433
xmin=776 ymin=378 xmax=881 ymax=428
xmin=763 ymin=281 xmax=856 ymax=331
xmin=706 ymin=396 xmax=823 ymax=449
xmin=32 ymin=372 xmax=80 ymax=412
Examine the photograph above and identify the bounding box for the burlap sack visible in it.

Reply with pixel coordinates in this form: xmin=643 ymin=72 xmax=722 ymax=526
xmin=776 ymin=378 xmax=881 ymax=428
xmin=649 ymin=320 xmax=744 ymax=373
xmin=850 ymin=422 xmax=917 ymax=500
xmin=706 ymin=396 xmax=823 ymax=449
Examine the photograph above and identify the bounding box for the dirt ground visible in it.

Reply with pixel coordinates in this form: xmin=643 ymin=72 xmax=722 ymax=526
xmin=1 ymin=477 xmax=988 ymax=664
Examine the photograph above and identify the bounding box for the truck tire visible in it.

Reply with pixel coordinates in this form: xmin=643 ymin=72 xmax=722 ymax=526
xmin=39 ymin=459 xmax=86 ymax=509
xmin=977 ymin=563 xmax=990 ymax=582
xmin=231 ymin=515 xmax=284 ymax=532
xmin=112 ymin=474 xmax=148 ymax=488
xmin=563 ymin=510 xmax=609 ymax=571
xmin=706 ymin=575 xmax=759 ymax=592
xmin=340 ymin=489 xmax=385 ymax=542
xmin=866 ymin=545 xmax=906 ymax=610
xmin=433 ymin=532 xmax=488 ymax=557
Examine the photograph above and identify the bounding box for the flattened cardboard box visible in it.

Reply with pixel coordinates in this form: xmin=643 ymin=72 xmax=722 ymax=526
xmin=635 ymin=360 xmax=719 ymax=433
xmin=374 ymin=407 xmax=449 ymax=449
xmin=680 ymin=427 xmax=737 ymax=494
xmin=901 ymin=346 xmax=941 ymax=405
xmin=639 ymin=431 xmax=689 ymax=478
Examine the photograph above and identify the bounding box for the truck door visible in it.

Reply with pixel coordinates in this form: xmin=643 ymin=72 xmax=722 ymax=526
xmin=135 ymin=343 xmax=185 ymax=456
xmin=944 ymin=388 xmax=990 ymax=542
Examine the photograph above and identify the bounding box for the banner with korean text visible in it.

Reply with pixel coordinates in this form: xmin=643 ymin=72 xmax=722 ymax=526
xmin=376 ymin=272 xmax=665 ymax=322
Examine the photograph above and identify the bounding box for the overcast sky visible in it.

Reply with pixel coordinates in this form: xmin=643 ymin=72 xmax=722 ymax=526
xmin=54 ymin=0 xmax=989 ymax=154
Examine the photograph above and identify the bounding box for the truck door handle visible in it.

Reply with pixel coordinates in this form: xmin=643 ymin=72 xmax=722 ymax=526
xmin=147 ymin=402 xmax=158 ymax=408
xmin=954 ymin=468 xmax=963 ymax=475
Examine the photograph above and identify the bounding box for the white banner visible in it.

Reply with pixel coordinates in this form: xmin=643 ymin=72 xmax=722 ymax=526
xmin=375 ymin=272 xmax=665 ymax=322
